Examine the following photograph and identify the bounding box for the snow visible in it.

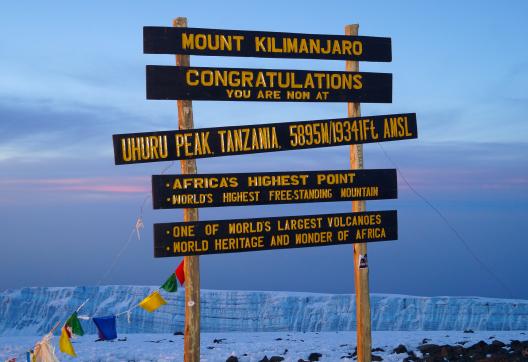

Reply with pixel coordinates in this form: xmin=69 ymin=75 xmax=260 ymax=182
xmin=1 ymin=286 xmax=527 ymax=336
xmin=1 ymin=331 xmax=527 ymax=362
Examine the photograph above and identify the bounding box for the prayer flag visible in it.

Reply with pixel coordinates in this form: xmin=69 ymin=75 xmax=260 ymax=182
xmin=161 ymin=273 xmax=178 ymax=293
xmin=59 ymin=326 xmax=76 ymax=357
xmin=66 ymin=311 xmax=84 ymax=336
xmin=139 ymin=291 xmax=167 ymax=312
xmin=33 ymin=333 xmax=59 ymax=362
xmin=93 ymin=316 xmax=117 ymax=341
xmin=176 ymin=259 xmax=185 ymax=285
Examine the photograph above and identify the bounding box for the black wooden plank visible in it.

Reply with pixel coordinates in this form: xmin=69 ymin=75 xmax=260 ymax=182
xmin=152 ymin=169 xmax=397 ymax=209
xmin=146 ymin=66 xmax=392 ymax=103
xmin=144 ymin=26 xmax=391 ymax=62
xmin=112 ymin=113 xmax=417 ymax=165
xmin=154 ymin=210 xmax=397 ymax=257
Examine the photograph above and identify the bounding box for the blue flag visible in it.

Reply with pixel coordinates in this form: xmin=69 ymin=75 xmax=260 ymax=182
xmin=93 ymin=315 xmax=117 ymax=340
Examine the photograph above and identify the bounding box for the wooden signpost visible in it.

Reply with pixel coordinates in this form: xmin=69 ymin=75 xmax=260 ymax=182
xmin=152 ymin=169 xmax=397 ymax=209
xmin=173 ymin=17 xmax=200 ymax=362
xmin=112 ymin=18 xmax=417 ymax=362
xmin=346 ymin=24 xmax=371 ymax=362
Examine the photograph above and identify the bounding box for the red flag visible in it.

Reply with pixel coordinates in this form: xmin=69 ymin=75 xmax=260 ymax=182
xmin=175 ymin=259 xmax=185 ymax=285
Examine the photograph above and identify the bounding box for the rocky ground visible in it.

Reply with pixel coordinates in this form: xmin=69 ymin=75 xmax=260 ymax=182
xmin=223 ymin=337 xmax=528 ymax=361
xmin=1 ymin=331 xmax=527 ymax=361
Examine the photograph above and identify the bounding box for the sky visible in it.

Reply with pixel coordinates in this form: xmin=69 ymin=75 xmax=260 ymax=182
xmin=0 ymin=0 xmax=527 ymax=299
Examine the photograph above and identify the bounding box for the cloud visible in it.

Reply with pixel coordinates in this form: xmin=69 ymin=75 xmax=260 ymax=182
xmin=1 ymin=139 xmax=526 ymax=207
xmin=0 ymin=176 xmax=150 ymax=205
xmin=0 ymin=177 xmax=148 ymax=192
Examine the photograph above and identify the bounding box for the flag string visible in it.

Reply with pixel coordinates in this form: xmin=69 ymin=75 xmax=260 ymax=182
xmin=377 ymin=143 xmax=514 ymax=298
xmin=14 ymin=161 xmax=183 ymax=360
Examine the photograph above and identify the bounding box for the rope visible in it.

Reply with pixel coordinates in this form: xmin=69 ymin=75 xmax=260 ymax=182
xmin=94 ymin=228 xmax=137 ymax=287
xmin=377 ymin=143 xmax=514 ymax=298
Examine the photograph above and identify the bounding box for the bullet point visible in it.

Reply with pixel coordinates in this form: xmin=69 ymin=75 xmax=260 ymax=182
xmin=166 ymin=197 xmax=171 ymax=202
xmin=166 ymin=246 xmax=170 ymax=251
xmin=166 ymin=230 xmax=170 ymax=235
xmin=165 ymin=183 xmax=170 ymax=188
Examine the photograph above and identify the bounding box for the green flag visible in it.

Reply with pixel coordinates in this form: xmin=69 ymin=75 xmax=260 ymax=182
xmin=66 ymin=311 xmax=84 ymax=336
xmin=161 ymin=273 xmax=178 ymax=293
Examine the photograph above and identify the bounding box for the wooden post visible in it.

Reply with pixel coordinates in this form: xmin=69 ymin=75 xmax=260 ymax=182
xmin=346 ymin=24 xmax=372 ymax=362
xmin=173 ymin=17 xmax=201 ymax=362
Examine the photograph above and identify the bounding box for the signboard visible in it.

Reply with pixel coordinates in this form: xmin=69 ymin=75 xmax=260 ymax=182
xmin=113 ymin=113 xmax=417 ymax=165
xmin=146 ymin=66 xmax=392 ymax=103
xmin=154 ymin=210 xmax=397 ymax=257
xmin=152 ymin=169 xmax=397 ymax=209
xmin=143 ymin=26 xmax=392 ymax=62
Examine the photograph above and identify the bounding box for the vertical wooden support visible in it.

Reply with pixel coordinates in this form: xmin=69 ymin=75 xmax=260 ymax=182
xmin=173 ymin=16 xmax=201 ymax=362
xmin=346 ymin=24 xmax=372 ymax=362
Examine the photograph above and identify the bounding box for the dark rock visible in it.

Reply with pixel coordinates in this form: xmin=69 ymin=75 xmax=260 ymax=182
xmin=340 ymin=354 xmax=354 ymax=359
xmin=258 ymin=356 xmax=269 ymax=362
xmin=173 ymin=331 xmax=184 ymax=336
xmin=283 ymin=349 xmax=288 ymax=355
xmin=207 ymin=346 xmax=214 ymax=349
xmin=269 ymin=357 xmax=284 ymax=362
xmin=421 ymin=338 xmax=431 ymax=344
xmin=402 ymin=357 xmax=420 ymax=362
xmin=372 ymin=347 xmax=385 ymax=352
xmin=371 ymin=354 xmax=383 ymax=361
xmin=297 ymin=360 xmax=309 ymax=362
xmin=439 ymin=345 xmax=455 ymax=359
xmin=308 ymin=352 xmax=322 ymax=361
xmin=418 ymin=343 xmax=441 ymax=355
xmin=467 ymin=340 xmax=488 ymax=353
xmin=489 ymin=335 xmax=495 ymax=339
xmin=491 ymin=340 xmax=506 ymax=348
xmin=485 ymin=356 xmax=517 ymax=362
xmin=275 ymin=337 xmax=283 ymax=341
xmin=392 ymin=344 xmax=407 ymax=354
xmin=405 ymin=352 xmax=422 ymax=362
xmin=510 ymin=339 xmax=520 ymax=346
xmin=214 ymin=338 xmax=226 ymax=344
xmin=450 ymin=345 xmax=466 ymax=359
xmin=226 ymin=357 xmax=238 ymax=362
xmin=487 ymin=341 xmax=507 ymax=354
xmin=339 ymin=344 xmax=348 ymax=347
xmin=510 ymin=340 xmax=523 ymax=351
xmin=523 ymin=346 xmax=528 ymax=358
xmin=456 ymin=341 xmax=468 ymax=345
xmin=463 ymin=329 xmax=474 ymax=333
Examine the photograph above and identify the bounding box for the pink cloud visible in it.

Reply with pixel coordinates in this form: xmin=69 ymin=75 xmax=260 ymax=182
xmin=0 ymin=177 xmax=149 ymax=194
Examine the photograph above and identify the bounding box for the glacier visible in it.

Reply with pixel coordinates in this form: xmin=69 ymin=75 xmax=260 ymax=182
xmin=0 ymin=286 xmax=527 ymax=336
